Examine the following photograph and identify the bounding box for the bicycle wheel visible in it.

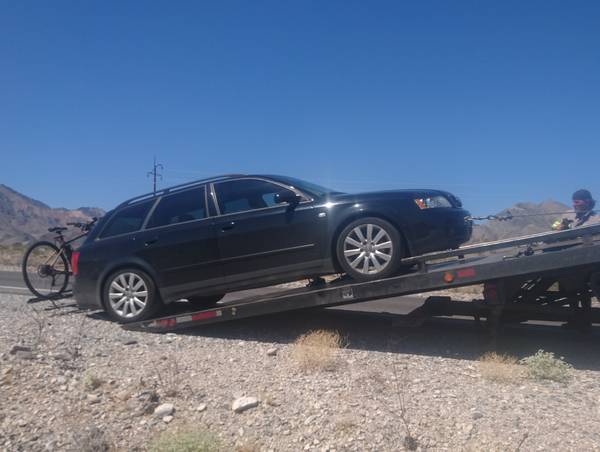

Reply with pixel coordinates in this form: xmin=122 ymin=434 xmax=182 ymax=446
xmin=22 ymin=241 xmax=70 ymax=299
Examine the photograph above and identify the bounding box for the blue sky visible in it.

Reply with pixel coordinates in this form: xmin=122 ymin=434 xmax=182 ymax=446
xmin=1 ymin=1 xmax=598 ymax=216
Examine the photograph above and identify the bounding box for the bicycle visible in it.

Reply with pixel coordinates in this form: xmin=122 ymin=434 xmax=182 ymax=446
xmin=21 ymin=218 xmax=97 ymax=299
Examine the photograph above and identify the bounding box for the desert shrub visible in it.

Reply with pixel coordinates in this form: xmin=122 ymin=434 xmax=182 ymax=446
xmin=71 ymin=426 xmax=113 ymax=452
xmin=519 ymin=350 xmax=572 ymax=383
xmin=83 ymin=372 xmax=104 ymax=391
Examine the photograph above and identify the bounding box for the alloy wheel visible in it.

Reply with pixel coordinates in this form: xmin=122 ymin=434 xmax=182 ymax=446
xmin=343 ymin=223 xmax=394 ymax=275
xmin=108 ymin=272 xmax=148 ymax=318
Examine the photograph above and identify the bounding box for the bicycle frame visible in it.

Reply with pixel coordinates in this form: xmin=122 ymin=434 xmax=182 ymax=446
xmin=49 ymin=230 xmax=90 ymax=274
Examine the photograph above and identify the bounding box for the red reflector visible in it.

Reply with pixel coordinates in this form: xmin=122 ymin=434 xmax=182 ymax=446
xmin=157 ymin=318 xmax=177 ymax=328
xmin=71 ymin=251 xmax=80 ymax=276
xmin=443 ymin=272 xmax=455 ymax=283
xmin=457 ymin=268 xmax=476 ymax=278
xmin=191 ymin=311 xmax=218 ymax=321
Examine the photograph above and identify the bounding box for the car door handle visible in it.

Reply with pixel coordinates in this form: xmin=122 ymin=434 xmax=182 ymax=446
xmin=144 ymin=237 xmax=159 ymax=246
xmin=220 ymin=222 xmax=236 ymax=232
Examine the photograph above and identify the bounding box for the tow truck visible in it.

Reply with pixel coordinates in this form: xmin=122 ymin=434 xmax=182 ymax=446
xmin=118 ymin=224 xmax=600 ymax=338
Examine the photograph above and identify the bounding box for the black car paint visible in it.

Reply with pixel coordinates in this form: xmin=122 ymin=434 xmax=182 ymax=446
xmin=74 ymin=176 xmax=471 ymax=310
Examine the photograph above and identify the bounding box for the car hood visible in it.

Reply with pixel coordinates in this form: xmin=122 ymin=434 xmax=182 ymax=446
xmin=325 ymin=189 xmax=451 ymax=203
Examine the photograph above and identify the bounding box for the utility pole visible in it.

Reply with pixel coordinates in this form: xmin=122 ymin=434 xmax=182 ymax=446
xmin=147 ymin=156 xmax=163 ymax=194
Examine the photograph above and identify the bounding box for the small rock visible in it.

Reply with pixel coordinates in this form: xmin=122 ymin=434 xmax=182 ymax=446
xmin=154 ymin=403 xmax=175 ymax=417
xmin=232 ymin=397 xmax=259 ymax=413
xmin=472 ymin=412 xmax=484 ymax=420
xmin=10 ymin=345 xmax=32 ymax=355
xmin=267 ymin=348 xmax=278 ymax=356
xmin=163 ymin=415 xmax=174 ymax=423
xmin=53 ymin=353 xmax=71 ymax=362
xmin=196 ymin=404 xmax=207 ymax=412
xmin=15 ymin=351 xmax=34 ymax=360
xmin=87 ymin=394 xmax=101 ymax=404
xmin=121 ymin=338 xmax=138 ymax=346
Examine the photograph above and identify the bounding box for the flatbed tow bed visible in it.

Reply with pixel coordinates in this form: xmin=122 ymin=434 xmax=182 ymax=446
xmin=123 ymin=224 xmax=600 ymax=337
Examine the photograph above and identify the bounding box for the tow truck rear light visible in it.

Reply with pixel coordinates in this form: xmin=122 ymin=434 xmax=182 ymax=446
xmin=71 ymin=251 xmax=80 ymax=276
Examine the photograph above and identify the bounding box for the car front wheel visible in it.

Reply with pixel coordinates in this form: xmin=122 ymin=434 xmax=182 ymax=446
xmin=103 ymin=268 xmax=162 ymax=323
xmin=336 ymin=217 xmax=403 ymax=281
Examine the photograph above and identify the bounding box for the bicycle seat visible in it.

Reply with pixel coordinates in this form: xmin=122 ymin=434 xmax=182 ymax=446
xmin=48 ymin=227 xmax=68 ymax=233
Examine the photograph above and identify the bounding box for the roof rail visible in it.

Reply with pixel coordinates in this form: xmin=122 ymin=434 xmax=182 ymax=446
xmin=117 ymin=174 xmax=246 ymax=208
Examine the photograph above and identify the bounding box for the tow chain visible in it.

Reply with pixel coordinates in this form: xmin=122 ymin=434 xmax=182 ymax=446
xmin=466 ymin=210 xmax=575 ymax=222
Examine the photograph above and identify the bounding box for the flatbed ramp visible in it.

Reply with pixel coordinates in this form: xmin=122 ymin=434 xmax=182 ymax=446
xmin=123 ymin=224 xmax=600 ymax=335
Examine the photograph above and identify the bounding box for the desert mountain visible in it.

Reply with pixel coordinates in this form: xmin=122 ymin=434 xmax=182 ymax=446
xmin=0 ymin=184 xmax=104 ymax=245
xmin=470 ymin=200 xmax=570 ymax=243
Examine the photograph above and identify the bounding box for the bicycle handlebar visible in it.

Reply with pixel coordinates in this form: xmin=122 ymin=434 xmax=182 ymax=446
xmin=66 ymin=217 xmax=98 ymax=232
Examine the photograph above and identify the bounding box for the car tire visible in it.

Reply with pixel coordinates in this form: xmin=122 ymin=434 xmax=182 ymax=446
xmin=103 ymin=268 xmax=163 ymax=323
xmin=187 ymin=294 xmax=225 ymax=308
xmin=336 ymin=217 xmax=403 ymax=281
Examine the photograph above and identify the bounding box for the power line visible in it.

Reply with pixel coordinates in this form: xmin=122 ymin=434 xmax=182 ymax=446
xmin=147 ymin=156 xmax=164 ymax=194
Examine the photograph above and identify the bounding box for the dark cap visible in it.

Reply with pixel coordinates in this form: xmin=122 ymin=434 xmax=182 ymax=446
xmin=572 ymin=189 xmax=594 ymax=201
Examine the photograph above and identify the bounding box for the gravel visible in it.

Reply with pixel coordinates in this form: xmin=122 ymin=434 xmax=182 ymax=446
xmin=1 ymin=291 xmax=600 ymax=451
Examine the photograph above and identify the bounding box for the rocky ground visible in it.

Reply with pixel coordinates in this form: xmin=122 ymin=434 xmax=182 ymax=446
xmin=2 ymin=292 xmax=600 ymax=451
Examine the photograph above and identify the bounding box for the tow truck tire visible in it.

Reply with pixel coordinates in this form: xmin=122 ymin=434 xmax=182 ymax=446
xmin=336 ymin=217 xmax=403 ymax=281
xmin=103 ymin=268 xmax=163 ymax=323
xmin=187 ymin=294 xmax=226 ymax=308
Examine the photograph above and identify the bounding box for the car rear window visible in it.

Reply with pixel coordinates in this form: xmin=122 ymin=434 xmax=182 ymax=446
xmin=147 ymin=186 xmax=207 ymax=228
xmin=99 ymin=200 xmax=154 ymax=239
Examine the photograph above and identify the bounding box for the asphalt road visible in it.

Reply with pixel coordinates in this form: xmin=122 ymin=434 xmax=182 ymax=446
xmin=0 ymin=270 xmax=33 ymax=296
xmin=0 ymin=269 xmax=425 ymax=315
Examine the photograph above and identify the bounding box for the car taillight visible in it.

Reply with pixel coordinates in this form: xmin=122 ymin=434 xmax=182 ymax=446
xmin=71 ymin=251 xmax=80 ymax=276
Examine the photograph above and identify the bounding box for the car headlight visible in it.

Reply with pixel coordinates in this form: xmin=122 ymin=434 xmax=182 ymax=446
xmin=414 ymin=196 xmax=452 ymax=209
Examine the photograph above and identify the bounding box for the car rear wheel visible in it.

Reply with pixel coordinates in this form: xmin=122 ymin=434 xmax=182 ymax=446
xmin=103 ymin=268 xmax=163 ymax=323
xmin=336 ymin=217 xmax=403 ymax=281
xmin=187 ymin=294 xmax=225 ymax=308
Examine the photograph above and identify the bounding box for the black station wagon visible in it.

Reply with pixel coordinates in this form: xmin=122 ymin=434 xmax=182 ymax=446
xmin=73 ymin=175 xmax=472 ymax=322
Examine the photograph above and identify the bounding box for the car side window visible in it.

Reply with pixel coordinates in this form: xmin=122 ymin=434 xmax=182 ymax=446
xmin=147 ymin=186 xmax=207 ymax=228
xmin=215 ymin=179 xmax=295 ymax=215
xmin=100 ymin=200 xmax=154 ymax=239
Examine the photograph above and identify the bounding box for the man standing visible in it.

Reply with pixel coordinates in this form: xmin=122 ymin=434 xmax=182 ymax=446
xmin=552 ymin=189 xmax=600 ymax=230
xmin=552 ymin=189 xmax=599 ymax=330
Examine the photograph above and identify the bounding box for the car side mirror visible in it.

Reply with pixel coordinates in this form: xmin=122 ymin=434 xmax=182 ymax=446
xmin=274 ymin=191 xmax=301 ymax=207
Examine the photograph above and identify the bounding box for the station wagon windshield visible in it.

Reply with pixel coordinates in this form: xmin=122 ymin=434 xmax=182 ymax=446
xmin=269 ymin=176 xmax=341 ymax=198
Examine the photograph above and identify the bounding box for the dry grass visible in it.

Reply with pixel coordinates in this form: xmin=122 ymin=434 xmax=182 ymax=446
xmin=83 ymin=372 xmax=104 ymax=391
xmin=290 ymin=330 xmax=344 ymax=371
xmin=479 ymin=352 xmax=524 ymax=383
xmin=234 ymin=441 xmax=260 ymax=452
xmin=334 ymin=417 xmax=357 ymax=434
xmin=0 ymin=244 xmax=26 ymax=267
xmin=148 ymin=428 xmax=221 ymax=452
xmin=153 ymin=355 xmax=192 ymax=397
xmin=71 ymin=426 xmax=114 ymax=452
